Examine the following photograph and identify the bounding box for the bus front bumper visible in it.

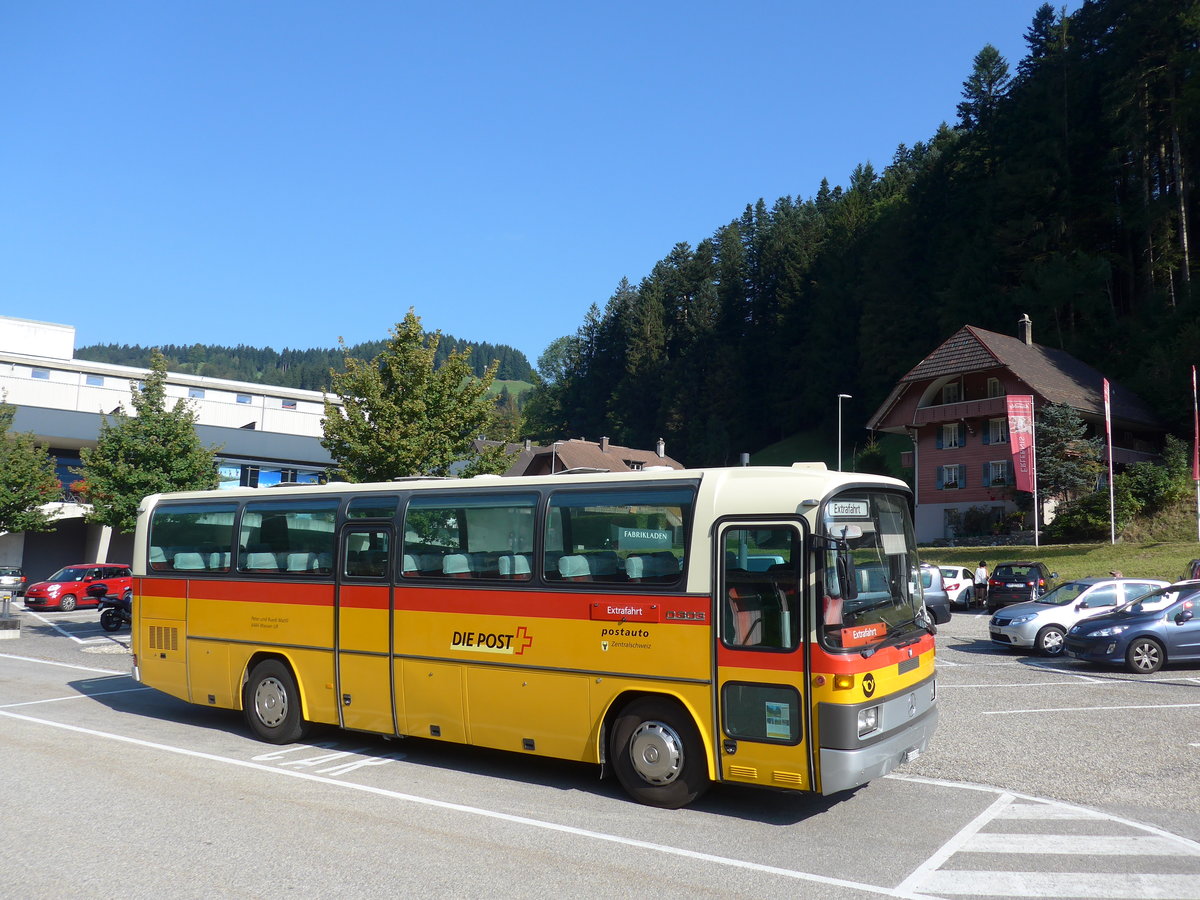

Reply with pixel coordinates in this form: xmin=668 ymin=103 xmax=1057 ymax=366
xmin=818 ymin=703 xmax=939 ymax=795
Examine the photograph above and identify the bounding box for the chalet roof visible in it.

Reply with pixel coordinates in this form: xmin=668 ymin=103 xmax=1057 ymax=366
xmin=869 ymin=325 xmax=1161 ymax=431
xmin=504 ymin=438 xmax=684 ymax=476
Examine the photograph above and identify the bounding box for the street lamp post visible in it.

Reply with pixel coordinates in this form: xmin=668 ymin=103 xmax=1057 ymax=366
xmin=837 ymin=394 xmax=852 ymax=471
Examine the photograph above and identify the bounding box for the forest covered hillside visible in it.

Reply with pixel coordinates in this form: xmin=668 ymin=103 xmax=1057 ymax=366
xmin=76 ymin=333 xmax=534 ymax=393
xmin=521 ymin=0 xmax=1198 ymax=467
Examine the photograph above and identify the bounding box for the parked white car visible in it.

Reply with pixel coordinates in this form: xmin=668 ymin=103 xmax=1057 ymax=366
xmin=936 ymin=565 xmax=977 ymax=608
xmin=989 ymin=576 xmax=1169 ymax=656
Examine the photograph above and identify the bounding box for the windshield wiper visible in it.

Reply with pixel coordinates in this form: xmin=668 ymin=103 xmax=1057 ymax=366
xmin=860 ymin=617 xmax=928 ymax=658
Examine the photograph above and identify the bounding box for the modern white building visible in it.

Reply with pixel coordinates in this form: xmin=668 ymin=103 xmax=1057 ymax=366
xmin=0 ymin=315 xmax=335 ymax=581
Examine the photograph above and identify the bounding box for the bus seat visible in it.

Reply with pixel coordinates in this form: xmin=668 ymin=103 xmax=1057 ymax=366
xmin=286 ymin=552 xmax=317 ymax=572
xmin=727 ymin=585 xmax=765 ymax=646
xmin=173 ymin=552 xmax=205 ymax=571
xmin=624 ymin=556 xmax=646 ymax=581
xmin=558 ymin=555 xmax=591 ymax=581
xmin=313 ymin=552 xmax=331 ymax=574
xmin=149 ymin=547 xmax=167 ymax=569
xmin=498 ymin=554 xmax=530 ymax=578
xmin=402 ymin=554 xmax=420 ymax=575
xmin=244 ymin=551 xmax=280 ymax=572
xmin=443 ymin=554 xmax=472 ymax=578
xmin=210 ymin=551 xmax=231 ymax=570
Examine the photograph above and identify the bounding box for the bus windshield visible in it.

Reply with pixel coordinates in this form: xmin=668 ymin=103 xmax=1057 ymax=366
xmin=818 ymin=491 xmax=923 ymax=652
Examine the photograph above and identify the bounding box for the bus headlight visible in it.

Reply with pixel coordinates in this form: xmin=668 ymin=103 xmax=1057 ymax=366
xmin=858 ymin=706 xmax=880 ymax=738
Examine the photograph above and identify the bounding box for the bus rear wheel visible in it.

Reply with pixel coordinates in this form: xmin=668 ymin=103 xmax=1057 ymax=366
xmin=610 ymin=697 xmax=708 ymax=808
xmin=243 ymin=659 xmax=310 ymax=743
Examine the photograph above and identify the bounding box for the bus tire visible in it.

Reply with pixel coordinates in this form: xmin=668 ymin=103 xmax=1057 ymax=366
xmin=610 ymin=697 xmax=709 ymax=808
xmin=243 ymin=659 xmax=310 ymax=744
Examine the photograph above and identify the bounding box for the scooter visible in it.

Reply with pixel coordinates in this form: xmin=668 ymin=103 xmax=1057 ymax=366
xmin=87 ymin=582 xmax=133 ymax=632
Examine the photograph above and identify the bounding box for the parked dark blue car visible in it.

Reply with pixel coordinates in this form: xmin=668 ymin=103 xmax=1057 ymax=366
xmin=1064 ymin=582 xmax=1200 ymax=674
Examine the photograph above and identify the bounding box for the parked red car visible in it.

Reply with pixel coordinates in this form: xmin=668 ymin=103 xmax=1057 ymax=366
xmin=23 ymin=564 xmax=132 ymax=611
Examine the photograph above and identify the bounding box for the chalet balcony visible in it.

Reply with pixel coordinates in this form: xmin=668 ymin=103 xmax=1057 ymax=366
xmin=913 ymin=396 xmax=1009 ymax=425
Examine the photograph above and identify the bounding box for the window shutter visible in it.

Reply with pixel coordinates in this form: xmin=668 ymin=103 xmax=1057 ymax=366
xmin=1005 ymin=460 xmax=1013 ymax=485
xmin=936 ymin=466 xmax=944 ymax=490
xmin=959 ymin=465 xmax=966 ymax=488
xmin=936 ymin=430 xmax=943 ymax=450
xmin=960 ymin=426 xmax=967 ymax=447
xmin=983 ymin=463 xmax=990 ymax=485
xmin=982 ymin=425 xmax=990 ymax=445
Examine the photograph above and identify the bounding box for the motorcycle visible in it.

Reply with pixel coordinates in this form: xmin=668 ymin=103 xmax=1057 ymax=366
xmin=87 ymin=582 xmax=133 ymax=632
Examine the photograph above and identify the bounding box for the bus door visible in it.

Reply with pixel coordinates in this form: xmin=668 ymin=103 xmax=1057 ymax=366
xmin=715 ymin=521 xmax=812 ymax=791
xmin=335 ymin=524 xmax=399 ymax=735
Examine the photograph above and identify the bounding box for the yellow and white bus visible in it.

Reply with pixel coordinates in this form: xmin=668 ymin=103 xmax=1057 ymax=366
xmin=132 ymin=464 xmax=938 ymax=807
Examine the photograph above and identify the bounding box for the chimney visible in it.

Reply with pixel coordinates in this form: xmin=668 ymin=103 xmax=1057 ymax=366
xmin=600 ymin=436 xmax=609 ymax=452
xmin=656 ymin=437 xmax=665 ymax=458
xmin=1018 ymin=313 xmax=1032 ymax=346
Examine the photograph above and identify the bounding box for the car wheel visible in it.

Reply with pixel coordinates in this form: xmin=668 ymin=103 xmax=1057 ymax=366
xmin=59 ymin=594 xmax=77 ymax=612
xmin=960 ymin=587 xmax=973 ymax=608
xmin=1035 ymin=625 xmax=1066 ymax=657
xmin=243 ymin=659 xmax=310 ymax=743
xmin=1125 ymin=637 xmax=1164 ymax=674
xmin=610 ymin=697 xmax=709 ymax=808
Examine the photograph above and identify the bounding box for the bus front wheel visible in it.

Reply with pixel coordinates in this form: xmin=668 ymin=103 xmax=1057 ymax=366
xmin=610 ymin=697 xmax=709 ymax=808
xmin=243 ymin=659 xmax=310 ymax=744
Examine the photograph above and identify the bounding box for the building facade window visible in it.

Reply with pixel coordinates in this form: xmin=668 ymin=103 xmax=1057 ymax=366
xmin=85 ymin=373 xmax=104 ymax=387
xmin=236 ymin=393 xmax=252 ymax=404
xmin=941 ymin=382 xmax=961 ymax=404
xmin=988 ymin=417 xmax=1008 ymax=444
xmin=32 ymin=367 xmax=49 ymax=380
xmin=188 ymin=387 xmax=205 ymax=399
xmin=988 ymin=460 xmax=1012 ymax=486
xmin=938 ymin=464 xmax=964 ymax=490
xmin=987 ymin=377 xmax=1004 ymax=398
xmin=941 ymin=423 xmax=962 ymax=449
xmin=281 ymin=399 xmax=297 ymax=410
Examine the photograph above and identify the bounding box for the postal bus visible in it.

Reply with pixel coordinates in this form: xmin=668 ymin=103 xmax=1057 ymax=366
xmin=131 ymin=464 xmax=938 ymax=808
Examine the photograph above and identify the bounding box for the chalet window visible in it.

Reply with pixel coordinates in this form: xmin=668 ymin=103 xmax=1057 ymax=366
xmin=987 ymin=418 xmax=1008 ymax=444
xmin=987 ymin=460 xmax=1012 ymax=487
xmin=937 ymin=464 xmax=964 ymax=490
xmin=31 ymin=367 xmax=50 ymax=380
xmin=941 ymin=423 xmax=962 ymax=449
xmin=188 ymin=387 xmax=205 ymax=399
xmin=941 ymin=382 xmax=961 ymax=404
xmin=987 ymin=378 xmax=1004 ymax=398
xmin=85 ymin=374 xmax=104 ymax=387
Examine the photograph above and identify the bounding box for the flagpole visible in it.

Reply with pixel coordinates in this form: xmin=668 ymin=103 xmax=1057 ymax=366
xmin=1104 ymin=379 xmax=1115 ymax=544
xmin=1193 ymin=366 xmax=1199 ymax=543
xmin=1032 ymin=411 xmax=1040 ymax=548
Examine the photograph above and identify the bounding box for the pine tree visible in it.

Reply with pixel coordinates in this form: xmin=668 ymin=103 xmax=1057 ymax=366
xmin=0 ymin=401 xmax=61 ymax=534
xmin=1035 ymin=402 xmax=1104 ymax=505
xmin=321 ymin=309 xmax=499 ymax=480
xmin=77 ymin=349 xmax=220 ymax=533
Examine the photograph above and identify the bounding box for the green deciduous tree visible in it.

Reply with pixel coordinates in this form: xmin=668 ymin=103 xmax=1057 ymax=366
xmin=77 ymin=350 xmax=220 ymax=533
xmin=0 ymin=401 xmax=61 ymax=534
xmin=322 ymin=309 xmax=500 ymax=481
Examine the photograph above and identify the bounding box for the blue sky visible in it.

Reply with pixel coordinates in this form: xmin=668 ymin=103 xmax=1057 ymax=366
xmin=1 ymin=1 xmax=1064 ymax=369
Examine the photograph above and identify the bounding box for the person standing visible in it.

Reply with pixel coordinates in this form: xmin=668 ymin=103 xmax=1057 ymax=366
xmin=974 ymin=560 xmax=989 ymax=609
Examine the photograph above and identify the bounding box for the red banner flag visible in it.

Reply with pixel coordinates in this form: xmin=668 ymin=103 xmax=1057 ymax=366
xmin=1193 ymin=366 xmax=1199 ymax=482
xmin=1007 ymin=395 xmax=1036 ymax=493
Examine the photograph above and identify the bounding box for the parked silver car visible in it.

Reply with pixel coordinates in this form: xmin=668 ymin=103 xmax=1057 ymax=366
xmin=989 ymin=576 xmax=1169 ymax=656
xmin=919 ymin=563 xmax=952 ymax=625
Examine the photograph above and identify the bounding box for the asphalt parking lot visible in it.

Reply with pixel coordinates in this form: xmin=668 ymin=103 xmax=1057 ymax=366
xmin=7 ymin=597 xmax=1200 ymax=848
xmin=912 ymin=604 xmax=1200 ymax=842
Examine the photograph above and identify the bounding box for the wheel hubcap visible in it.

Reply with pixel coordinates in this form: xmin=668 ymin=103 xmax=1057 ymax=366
xmin=254 ymin=676 xmax=288 ymax=727
xmin=629 ymin=721 xmax=684 ymax=785
xmin=1042 ymin=631 xmax=1064 ymax=654
xmin=1132 ymin=643 xmax=1159 ymax=671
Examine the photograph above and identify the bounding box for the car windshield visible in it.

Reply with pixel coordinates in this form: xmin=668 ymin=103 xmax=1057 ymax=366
xmin=48 ymin=567 xmax=89 ymax=582
xmin=1035 ymin=582 xmax=1088 ymax=606
xmin=818 ymin=490 xmax=923 ymax=652
xmin=1121 ymin=586 xmax=1196 ymax=615
xmin=0 ymin=567 xmax=20 ymax=576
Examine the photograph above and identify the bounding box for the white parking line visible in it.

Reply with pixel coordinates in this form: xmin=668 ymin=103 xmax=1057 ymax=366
xmin=0 ymin=687 xmax=151 ymax=709
xmin=0 ymin=707 xmax=935 ymax=900
xmin=17 ymin=609 xmax=117 ymax=645
xmin=983 ymin=701 xmax=1200 ymax=716
xmin=0 ymin=652 xmax=128 ymax=675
